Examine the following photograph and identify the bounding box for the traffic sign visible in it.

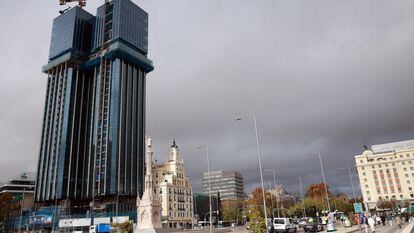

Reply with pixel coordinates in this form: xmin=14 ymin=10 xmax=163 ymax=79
xmin=354 ymin=202 xmax=363 ymax=213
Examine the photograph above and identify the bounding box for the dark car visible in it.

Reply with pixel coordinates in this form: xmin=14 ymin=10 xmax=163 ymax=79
xmin=303 ymin=222 xmax=324 ymax=232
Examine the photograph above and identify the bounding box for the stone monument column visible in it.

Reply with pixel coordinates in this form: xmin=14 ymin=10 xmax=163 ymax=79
xmin=135 ymin=137 xmax=162 ymax=233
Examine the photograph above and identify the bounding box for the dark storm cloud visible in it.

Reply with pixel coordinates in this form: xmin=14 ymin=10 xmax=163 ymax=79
xmin=1 ymin=0 xmax=414 ymax=198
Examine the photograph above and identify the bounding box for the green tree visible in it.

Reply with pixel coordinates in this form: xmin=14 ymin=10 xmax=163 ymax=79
xmin=245 ymin=188 xmax=268 ymax=233
xmin=222 ymin=200 xmax=243 ymax=222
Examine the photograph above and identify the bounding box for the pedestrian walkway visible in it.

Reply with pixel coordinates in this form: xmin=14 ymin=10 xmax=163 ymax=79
xmin=355 ymin=222 xmax=410 ymax=233
xmin=333 ymin=225 xmax=359 ymax=233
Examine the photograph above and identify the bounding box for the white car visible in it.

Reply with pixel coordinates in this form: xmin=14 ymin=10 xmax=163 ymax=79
xmin=273 ymin=218 xmax=297 ymax=233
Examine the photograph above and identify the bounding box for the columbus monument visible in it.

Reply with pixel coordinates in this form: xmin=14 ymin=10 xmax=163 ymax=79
xmin=135 ymin=138 xmax=161 ymax=233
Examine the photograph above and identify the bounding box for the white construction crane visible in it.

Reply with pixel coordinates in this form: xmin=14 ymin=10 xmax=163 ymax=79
xmin=59 ymin=0 xmax=86 ymax=8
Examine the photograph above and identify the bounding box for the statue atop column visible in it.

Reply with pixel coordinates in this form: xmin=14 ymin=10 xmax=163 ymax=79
xmin=135 ymin=137 xmax=161 ymax=233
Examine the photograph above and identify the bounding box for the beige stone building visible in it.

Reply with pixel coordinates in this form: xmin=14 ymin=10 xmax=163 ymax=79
xmin=152 ymin=140 xmax=194 ymax=229
xmin=355 ymin=139 xmax=414 ymax=208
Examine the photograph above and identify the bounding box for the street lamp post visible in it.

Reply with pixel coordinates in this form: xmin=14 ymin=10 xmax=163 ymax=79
xmin=197 ymin=145 xmax=213 ymax=233
xmin=264 ymin=168 xmax=280 ymax=218
xmin=307 ymin=152 xmax=331 ymax=212
xmin=267 ymin=181 xmax=274 ymax=218
xmin=235 ymin=113 xmax=268 ymax=230
xmin=339 ymin=167 xmax=357 ymax=203
xmin=299 ymin=177 xmax=306 ymax=218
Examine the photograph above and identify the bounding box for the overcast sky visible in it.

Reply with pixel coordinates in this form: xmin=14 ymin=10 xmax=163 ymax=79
xmin=1 ymin=0 xmax=414 ymax=197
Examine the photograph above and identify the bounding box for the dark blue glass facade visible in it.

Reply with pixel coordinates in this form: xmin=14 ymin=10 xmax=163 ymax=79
xmin=49 ymin=7 xmax=95 ymax=60
xmin=93 ymin=0 xmax=148 ymax=55
xmin=35 ymin=0 xmax=153 ymax=213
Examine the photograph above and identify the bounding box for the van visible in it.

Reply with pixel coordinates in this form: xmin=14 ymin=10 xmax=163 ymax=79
xmin=273 ymin=218 xmax=297 ymax=232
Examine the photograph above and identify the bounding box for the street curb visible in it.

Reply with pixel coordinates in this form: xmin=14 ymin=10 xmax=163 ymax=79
xmin=345 ymin=229 xmax=358 ymax=233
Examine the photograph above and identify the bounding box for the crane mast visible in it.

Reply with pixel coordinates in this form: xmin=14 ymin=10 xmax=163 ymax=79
xmin=59 ymin=0 xmax=86 ymax=7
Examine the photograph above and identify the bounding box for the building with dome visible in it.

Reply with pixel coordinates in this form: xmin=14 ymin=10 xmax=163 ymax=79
xmin=355 ymin=139 xmax=414 ymax=209
xmin=152 ymin=140 xmax=194 ymax=229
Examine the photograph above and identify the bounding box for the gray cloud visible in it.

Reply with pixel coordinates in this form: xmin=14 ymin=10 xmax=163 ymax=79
xmin=1 ymin=0 xmax=414 ymax=198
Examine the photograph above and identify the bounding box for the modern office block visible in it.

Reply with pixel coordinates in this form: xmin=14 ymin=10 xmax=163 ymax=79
xmin=202 ymin=171 xmax=245 ymax=201
xmin=35 ymin=0 xmax=153 ymax=214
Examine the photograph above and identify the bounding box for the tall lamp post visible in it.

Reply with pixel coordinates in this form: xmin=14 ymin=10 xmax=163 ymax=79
xmin=197 ymin=145 xmax=213 ymax=233
xmin=307 ymin=152 xmax=331 ymax=212
xmin=264 ymin=168 xmax=280 ymax=217
xmin=339 ymin=167 xmax=357 ymax=203
xmin=299 ymin=177 xmax=306 ymax=218
xmin=267 ymin=181 xmax=274 ymax=218
xmin=235 ymin=113 xmax=268 ymax=230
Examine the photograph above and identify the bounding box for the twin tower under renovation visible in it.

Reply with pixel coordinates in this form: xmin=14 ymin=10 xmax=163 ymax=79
xmin=35 ymin=0 xmax=153 ymax=213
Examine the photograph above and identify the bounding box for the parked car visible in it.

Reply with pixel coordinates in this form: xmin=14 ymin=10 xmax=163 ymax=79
xmin=273 ymin=218 xmax=297 ymax=232
xmin=303 ymin=219 xmax=324 ymax=232
xmin=298 ymin=217 xmax=309 ymax=228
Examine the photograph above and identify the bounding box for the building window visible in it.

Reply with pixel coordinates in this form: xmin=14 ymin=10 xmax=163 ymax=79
xmin=362 ymin=167 xmax=365 ymax=170
xmin=404 ymin=168 xmax=407 ymax=171
xmin=360 ymin=160 xmax=363 ymax=163
xmin=372 ymin=166 xmax=375 ymax=169
xmin=403 ymin=162 xmax=406 ymax=165
xmin=363 ymin=172 xmax=366 ymax=176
